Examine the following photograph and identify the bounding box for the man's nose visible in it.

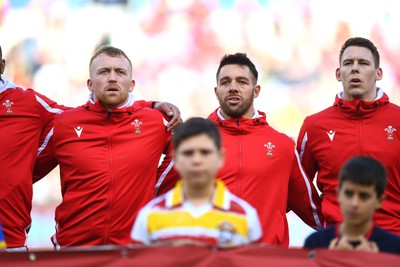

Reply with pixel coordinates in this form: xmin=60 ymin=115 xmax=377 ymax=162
xmin=228 ymin=81 xmax=239 ymax=91
xmin=351 ymin=62 xmax=360 ymax=73
xmin=109 ymin=70 xmax=117 ymax=81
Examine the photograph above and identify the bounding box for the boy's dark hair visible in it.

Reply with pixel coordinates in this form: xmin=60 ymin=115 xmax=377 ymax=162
xmin=0 ymin=45 xmax=2 ymax=59
xmin=339 ymin=156 xmax=387 ymax=197
xmin=173 ymin=117 xmax=221 ymax=150
xmin=339 ymin=37 xmax=380 ymax=68
xmin=89 ymin=45 xmax=132 ymax=70
xmin=216 ymin=53 xmax=258 ymax=84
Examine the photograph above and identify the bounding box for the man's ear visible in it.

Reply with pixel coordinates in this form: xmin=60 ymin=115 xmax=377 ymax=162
xmin=335 ymin=68 xmax=341 ymax=82
xmin=87 ymin=79 xmax=93 ymax=92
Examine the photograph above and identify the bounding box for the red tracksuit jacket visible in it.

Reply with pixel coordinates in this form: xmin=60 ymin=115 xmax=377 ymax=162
xmin=297 ymin=90 xmax=400 ymax=235
xmin=156 ymin=109 xmax=323 ymax=246
xmin=0 ymin=79 xmax=65 ymax=248
xmin=37 ymin=100 xmax=172 ymax=248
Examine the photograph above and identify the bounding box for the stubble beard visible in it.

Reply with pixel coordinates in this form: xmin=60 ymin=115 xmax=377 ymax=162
xmin=219 ymin=92 xmax=254 ymax=119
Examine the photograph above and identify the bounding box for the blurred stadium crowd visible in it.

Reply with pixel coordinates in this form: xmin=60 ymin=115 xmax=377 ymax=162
xmin=1 ymin=0 xmax=399 ymax=248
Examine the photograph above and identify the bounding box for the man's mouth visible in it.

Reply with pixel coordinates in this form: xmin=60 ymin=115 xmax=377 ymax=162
xmin=226 ymin=96 xmax=241 ymax=104
xmin=349 ymin=78 xmax=361 ymax=85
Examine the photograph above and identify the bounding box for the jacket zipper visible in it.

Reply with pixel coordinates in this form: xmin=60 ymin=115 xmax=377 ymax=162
xmin=104 ymin=111 xmax=114 ymax=244
xmin=357 ymin=104 xmax=364 ymax=154
xmin=236 ymin=119 xmax=242 ymax=196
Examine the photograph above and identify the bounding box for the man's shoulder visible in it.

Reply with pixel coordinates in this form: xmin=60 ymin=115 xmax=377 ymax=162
xmin=385 ymin=102 xmax=400 ymax=113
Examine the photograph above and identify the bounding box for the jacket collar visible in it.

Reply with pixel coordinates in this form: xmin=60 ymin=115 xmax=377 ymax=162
xmin=85 ymin=92 xmax=138 ymax=113
xmin=334 ymin=88 xmax=389 ymax=116
xmin=208 ymin=108 xmax=269 ymax=135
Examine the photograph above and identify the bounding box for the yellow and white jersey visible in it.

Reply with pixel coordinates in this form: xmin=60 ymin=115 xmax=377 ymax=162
xmin=131 ymin=180 xmax=262 ymax=247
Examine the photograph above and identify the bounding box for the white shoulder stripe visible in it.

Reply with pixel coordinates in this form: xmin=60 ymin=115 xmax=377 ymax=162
xmin=294 ymin=148 xmax=322 ymax=228
xmin=154 ymin=160 xmax=175 ymax=197
xmin=37 ymin=127 xmax=54 ymax=156
xmin=299 ymin=132 xmax=308 ymax=161
xmin=35 ymin=95 xmax=64 ymax=114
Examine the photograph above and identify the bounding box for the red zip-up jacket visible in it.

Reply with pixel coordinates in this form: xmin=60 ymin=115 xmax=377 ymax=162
xmin=37 ymin=100 xmax=172 ymax=249
xmin=0 ymin=78 xmax=66 ymax=248
xmin=156 ymin=109 xmax=323 ymax=246
xmin=297 ymin=90 xmax=400 ymax=235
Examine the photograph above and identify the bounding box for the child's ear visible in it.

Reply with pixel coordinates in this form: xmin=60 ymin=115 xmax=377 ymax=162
xmin=376 ymin=193 xmax=386 ymax=209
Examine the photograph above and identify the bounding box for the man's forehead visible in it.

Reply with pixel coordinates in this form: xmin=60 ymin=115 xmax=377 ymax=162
xmin=91 ymin=55 xmax=131 ymax=69
xmin=342 ymin=46 xmax=373 ymax=61
xmin=218 ymin=64 xmax=251 ymax=78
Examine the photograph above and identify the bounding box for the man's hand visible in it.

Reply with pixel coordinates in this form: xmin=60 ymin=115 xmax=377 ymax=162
xmin=153 ymin=101 xmax=183 ymax=132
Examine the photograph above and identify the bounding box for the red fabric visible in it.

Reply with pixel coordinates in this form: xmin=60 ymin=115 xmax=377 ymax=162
xmin=0 ymin=87 xmax=68 ymax=248
xmin=156 ymin=110 xmax=323 ymax=246
xmin=0 ymin=245 xmax=398 ymax=266
xmin=36 ymin=100 xmax=172 ymax=248
xmin=297 ymin=92 xmax=400 ymax=234
xmin=207 ymin=110 xmax=322 ymax=246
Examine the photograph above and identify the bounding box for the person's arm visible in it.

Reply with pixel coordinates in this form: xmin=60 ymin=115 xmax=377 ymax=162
xmin=142 ymin=101 xmax=182 ymax=132
xmin=155 ymin=141 xmax=180 ymax=197
xmin=130 ymin=206 xmax=151 ymax=245
xmin=296 ymin=119 xmax=319 ymax=180
xmin=32 ymin=90 xmax=69 ymax=183
xmin=33 ymin=126 xmax=58 ymax=183
xmin=287 ymin=148 xmax=323 ymax=229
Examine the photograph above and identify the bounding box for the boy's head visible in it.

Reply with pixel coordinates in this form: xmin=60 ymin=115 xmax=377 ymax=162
xmin=172 ymin=118 xmax=224 ymax=188
xmin=339 ymin=156 xmax=387 ymax=197
xmin=338 ymin=156 xmax=387 ymax=226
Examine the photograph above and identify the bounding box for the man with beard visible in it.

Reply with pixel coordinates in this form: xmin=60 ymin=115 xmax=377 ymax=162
xmin=156 ymin=53 xmax=323 ymax=246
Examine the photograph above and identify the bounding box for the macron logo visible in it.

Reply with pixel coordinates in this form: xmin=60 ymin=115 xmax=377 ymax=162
xmin=74 ymin=126 xmax=84 ymax=138
xmin=326 ymin=130 xmax=335 ymax=142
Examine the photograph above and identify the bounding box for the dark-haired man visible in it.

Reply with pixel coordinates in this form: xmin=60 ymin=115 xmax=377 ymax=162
xmin=297 ymin=37 xmax=400 ymax=235
xmin=157 ymin=53 xmax=323 ymax=246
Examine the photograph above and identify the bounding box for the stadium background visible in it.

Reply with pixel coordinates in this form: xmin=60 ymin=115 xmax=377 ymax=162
xmin=1 ymin=0 xmax=399 ymax=248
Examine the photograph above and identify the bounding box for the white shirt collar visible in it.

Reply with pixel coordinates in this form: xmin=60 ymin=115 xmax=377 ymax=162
xmin=0 ymin=77 xmax=16 ymax=94
xmin=216 ymin=107 xmax=261 ymax=120
xmin=337 ymin=87 xmax=383 ymax=100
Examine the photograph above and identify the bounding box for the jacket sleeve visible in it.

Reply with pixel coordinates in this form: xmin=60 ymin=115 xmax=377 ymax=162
xmin=32 ymin=90 xmax=69 ymax=183
xmin=155 ymin=142 xmax=180 ymax=197
xmin=287 ymin=148 xmax=323 ymax=229
xmin=33 ymin=125 xmax=58 ymax=183
xmin=296 ymin=119 xmax=318 ymax=180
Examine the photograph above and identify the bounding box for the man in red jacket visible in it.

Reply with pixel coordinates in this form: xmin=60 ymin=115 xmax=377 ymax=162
xmin=0 ymin=45 xmax=67 ymax=251
xmin=157 ymin=53 xmax=323 ymax=246
xmin=34 ymin=46 xmax=180 ymax=249
xmin=297 ymin=37 xmax=400 ymax=235
xmin=1 ymin=44 xmax=180 ymax=251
